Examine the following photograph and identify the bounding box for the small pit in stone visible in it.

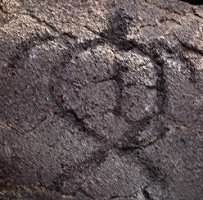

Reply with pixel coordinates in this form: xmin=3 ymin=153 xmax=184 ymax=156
xmin=180 ymin=0 xmax=203 ymax=5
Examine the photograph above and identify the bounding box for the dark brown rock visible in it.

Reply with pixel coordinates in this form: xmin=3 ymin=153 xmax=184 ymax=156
xmin=0 ymin=0 xmax=203 ymax=199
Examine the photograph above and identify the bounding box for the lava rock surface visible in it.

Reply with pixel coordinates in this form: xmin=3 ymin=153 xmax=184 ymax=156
xmin=0 ymin=0 xmax=203 ymax=199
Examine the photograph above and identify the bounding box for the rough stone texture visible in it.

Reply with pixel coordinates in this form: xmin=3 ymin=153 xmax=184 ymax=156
xmin=0 ymin=0 xmax=203 ymax=199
